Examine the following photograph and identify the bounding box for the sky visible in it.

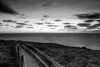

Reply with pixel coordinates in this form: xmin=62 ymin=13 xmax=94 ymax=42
xmin=0 ymin=0 xmax=100 ymax=33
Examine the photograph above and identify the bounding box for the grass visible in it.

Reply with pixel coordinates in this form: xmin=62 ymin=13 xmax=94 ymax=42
xmin=0 ymin=40 xmax=19 ymax=67
xmin=1 ymin=39 xmax=100 ymax=67
xmin=24 ymin=41 xmax=100 ymax=67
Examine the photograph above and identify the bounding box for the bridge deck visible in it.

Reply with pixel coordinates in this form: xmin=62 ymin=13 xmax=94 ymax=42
xmin=21 ymin=48 xmax=40 ymax=67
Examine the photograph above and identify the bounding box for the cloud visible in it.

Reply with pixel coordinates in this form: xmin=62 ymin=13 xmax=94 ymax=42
xmin=86 ymin=24 xmax=99 ymax=29
xmin=77 ymin=23 xmax=100 ymax=30
xmin=75 ymin=12 xmax=100 ymax=19
xmin=63 ymin=22 xmax=70 ymax=24
xmin=23 ymin=21 xmax=31 ymax=23
xmin=5 ymin=24 xmax=10 ymax=26
xmin=84 ymin=20 xmax=94 ymax=23
xmin=54 ymin=19 xmax=62 ymax=22
xmin=11 ymin=26 xmax=14 ymax=28
xmin=97 ymin=20 xmax=100 ymax=23
xmin=0 ymin=23 xmax=3 ymax=26
xmin=45 ymin=22 xmax=52 ymax=24
xmin=64 ymin=25 xmax=77 ymax=28
xmin=75 ymin=12 xmax=100 ymax=30
xmin=15 ymin=25 xmax=24 ymax=28
xmin=27 ymin=27 xmax=34 ymax=29
xmin=69 ymin=27 xmax=77 ymax=29
xmin=3 ymin=20 xmax=17 ymax=23
xmin=17 ymin=23 xmax=27 ymax=25
xmin=35 ymin=22 xmax=44 ymax=25
xmin=49 ymin=28 xmax=56 ymax=29
xmin=64 ymin=25 xmax=77 ymax=31
xmin=77 ymin=23 xmax=90 ymax=27
xmin=0 ymin=0 xmax=17 ymax=14
xmin=94 ymin=23 xmax=100 ymax=27
xmin=41 ymin=19 xmax=46 ymax=21
xmin=43 ymin=15 xmax=50 ymax=18
xmin=77 ymin=22 xmax=100 ymax=30
xmin=46 ymin=25 xmax=58 ymax=27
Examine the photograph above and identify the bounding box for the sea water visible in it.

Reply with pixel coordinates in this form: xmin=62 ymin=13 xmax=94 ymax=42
xmin=0 ymin=33 xmax=100 ymax=50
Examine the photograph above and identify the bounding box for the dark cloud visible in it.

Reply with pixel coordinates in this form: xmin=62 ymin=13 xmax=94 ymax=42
xmin=3 ymin=20 xmax=17 ymax=23
xmin=0 ymin=0 xmax=17 ymax=14
xmin=24 ymin=21 xmax=29 ymax=23
xmin=27 ymin=27 xmax=34 ymax=28
xmin=35 ymin=22 xmax=44 ymax=25
xmin=77 ymin=22 xmax=100 ymax=30
xmin=0 ymin=23 xmax=3 ymax=26
xmin=64 ymin=25 xmax=77 ymax=31
xmin=43 ymin=15 xmax=50 ymax=18
xmin=75 ymin=12 xmax=100 ymax=29
xmin=78 ymin=23 xmax=100 ymax=30
xmin=15 ymin=25 xmax=23 ymax=28
xmin=41 ymin=19 xmax=46 ymax=21
xmin=77 ymin=23 xmax=90 ymax=27
xmin=94 ymin=23 xmax=100 ymax=27
xmin=86 ymin=24 xmax=99 ymax=30
xmin=45 ymin=22 xmax=52 ymax=24
xmin=63 ymin=22 xmax=70 ymax=24
xmin=97 ymin=20 xmax=100 ymax=23
xmin=54 ymin=19 xmax=62 ymax=22
xmin=17 ymin=23 xmax=27 ymax=25
xmin=84 ymin=20 xmax=94 ymax=23
xmin=24 ymin=21 xmax=31 ymax=23
xmin=88 ymin=24 xmax=100 ymax=29
xmin=64 ymin=25 xmax=77 ymax=29
xmin=75 ymin=12 xmax=100 ymax=19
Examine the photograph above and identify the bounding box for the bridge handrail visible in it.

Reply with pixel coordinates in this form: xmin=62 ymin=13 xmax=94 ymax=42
xmin=21 ymin=44 xmax=50 ymax=67
xmin=13 ymin=41 xmax=25 ymax=67
xmin=21 ymin=41 xmax=64 ymax=67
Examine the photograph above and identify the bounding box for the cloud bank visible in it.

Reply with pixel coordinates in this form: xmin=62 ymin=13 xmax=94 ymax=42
xmin=0 ymin=0 xmax=17 ymax=14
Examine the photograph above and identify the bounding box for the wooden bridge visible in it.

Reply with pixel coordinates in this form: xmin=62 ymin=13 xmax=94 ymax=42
xmin=12 ymin=41 xmax=63 ymax=67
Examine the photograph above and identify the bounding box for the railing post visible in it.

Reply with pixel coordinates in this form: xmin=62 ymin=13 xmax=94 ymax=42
xmin=17 ymin=46 xmax=20 ymax=59
xmin=12 ymin=44 xmax=15 ymax=56
xmin=21 ymin=56 xmax=24 ymax=67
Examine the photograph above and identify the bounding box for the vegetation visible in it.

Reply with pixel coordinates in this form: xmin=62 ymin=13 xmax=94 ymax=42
xmin=0 ymin=40 xmax=100 ymax=67
xmin=26 ymin=41 xmax=100 ymax=67
xmin=0 ymin=40 xmax=19 ymax=67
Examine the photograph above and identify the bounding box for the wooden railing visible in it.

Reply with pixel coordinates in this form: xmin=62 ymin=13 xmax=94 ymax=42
xmin=20 ymin=41 xmax=64 ymax=67
xmin=12 ymin=41 xmax=25 ymax=67
xmin=20 ymin=44 xmax=50 ymax=67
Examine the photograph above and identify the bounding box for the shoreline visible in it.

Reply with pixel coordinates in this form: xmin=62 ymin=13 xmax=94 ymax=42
xmin=0 ymin=39 xmax=99 ymax=50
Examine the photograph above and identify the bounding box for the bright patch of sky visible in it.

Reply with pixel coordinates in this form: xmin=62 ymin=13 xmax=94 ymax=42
xmin=0 ymin=0 xmax=100 ymax=33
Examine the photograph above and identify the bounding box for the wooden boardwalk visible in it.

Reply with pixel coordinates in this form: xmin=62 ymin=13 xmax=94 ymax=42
xmin=17 ymin=41 xmax=63 ymax=67
xmin=21 ymin=48 xmax=40 ymax=67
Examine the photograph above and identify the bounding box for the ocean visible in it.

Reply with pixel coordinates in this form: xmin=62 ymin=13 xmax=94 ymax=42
xmin=0 ymin=33 xmax=100 ymax=50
